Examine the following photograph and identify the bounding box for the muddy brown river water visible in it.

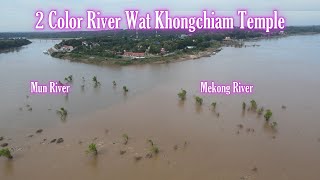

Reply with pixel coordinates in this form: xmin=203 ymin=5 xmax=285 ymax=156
xmin=1 ymin=35 xmax=320 ymax=180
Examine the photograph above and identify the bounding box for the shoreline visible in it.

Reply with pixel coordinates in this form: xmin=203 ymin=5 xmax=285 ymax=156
xmin=51 ymin=47 xmax=224 ymax=66
xmin=49 ymin=32 xmax=320 ymax=66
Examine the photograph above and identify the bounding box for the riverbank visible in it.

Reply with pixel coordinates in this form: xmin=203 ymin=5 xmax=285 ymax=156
xmin=49 ymin=32 xmax=320 ymax=66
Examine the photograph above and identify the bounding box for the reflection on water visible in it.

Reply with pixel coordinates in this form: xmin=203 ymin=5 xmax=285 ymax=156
xmin=0 ymin=46 xmax=25 ymax=54
xmin=3 ymin=160 xmax=14 ymax=176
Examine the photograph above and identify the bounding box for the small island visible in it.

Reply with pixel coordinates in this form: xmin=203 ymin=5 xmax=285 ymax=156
xmin=46 ymin=26 xmax=320 ymax=65
xmin=0 ymin=38 xmax=32 ymax=51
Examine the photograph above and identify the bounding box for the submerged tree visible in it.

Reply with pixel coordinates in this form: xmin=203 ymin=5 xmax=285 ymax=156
xmin=92 ymin=76 xmax=101 ymax=87
xmin=177 ymin=89 xmax=187 ymax=100
xmin=122 ymin=134 xmax=129 ymax=145
xmin=147 ymin=139 xmax=159 ymax=155
xmin=0 ymin=148 xmax=13 ymax=159
xmin=195 ymin=96 xmax=203 ymax=105
xmin=257 ymin=107 xmax=264 ymax=115
xmin=264 ymin=109 xmax=272 ymax=121
xmin=86 ymin=143 xmax=98 ymax=155
xmin=64 ymin=75 xmax=73 ymax=83
xmin=250 ymin=100 xmax=257 ymax=111
xmin=112 ymin=81 xmax=117 ymax=86
xmin=242 ymin=102 xmax=246 ymax=111
xmin=56 ymin=107 xmax=68 ymax=120
xmin=270 ymin=121 xmax=278 ymax=129
xmin=123 ymin=86 xmax=129 ymax=92
xmin=211 ymin=102 xmax=217 ymax=110
xmin=150 ymin=144 xmax=159 ymax=154
xmin=147 ymin=139 xmax=154 ymax=146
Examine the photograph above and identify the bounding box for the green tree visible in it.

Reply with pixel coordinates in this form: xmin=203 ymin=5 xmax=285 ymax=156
xmin=123 ymin=86 xmax=129 ymax=92
xmin=250 ymin=100 xmax=257 ymax=111
xmin=86 ymin=143 xmax=98 ymax=155
xmin=122 ymin=134 xmax=129 ymax=145
xmin=0 ymin=148 xmax=13 ymax=159
xmin=178 ymin=89 xmax=187 ymax=100
xmin=211 ymin=102 xmax=217 ymax=110
xmin=195 ymin=96 xmax=203 ymax=105
xmin=264 ymin=109 xmax=272 ymax=121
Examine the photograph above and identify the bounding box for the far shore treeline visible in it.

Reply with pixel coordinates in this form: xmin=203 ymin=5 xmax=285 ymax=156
xmin=0 ymin=25 xmax=320 ymax=39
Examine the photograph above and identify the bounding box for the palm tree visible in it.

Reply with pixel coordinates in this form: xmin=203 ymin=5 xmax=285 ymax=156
xmin=0 ymin=148 xmax=13 ymax=159
xmin=86 ymin=143 xmax=98 ymax=155
xmin=264 ymin=109 xmax=272 ymax=121
xmin=177 ymin=89 xmax=187 ymax=100
xmin=195 ymin=96 xmax=203 ymax=105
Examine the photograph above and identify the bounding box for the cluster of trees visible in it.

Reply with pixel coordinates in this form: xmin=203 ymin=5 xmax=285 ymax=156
xmin=0 ymin=26 xmax=319 ymax=39
xmin=46 ymin=25 xmax=320 ymax=58
xmin=56 ymin=31 xmax=226 ymax=57
xmin=0 ymin=39 xmax=31 ymax=50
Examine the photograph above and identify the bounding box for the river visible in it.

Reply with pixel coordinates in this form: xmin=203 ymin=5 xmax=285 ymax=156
xmin=0 ymin=35 xmax=320 ymax=180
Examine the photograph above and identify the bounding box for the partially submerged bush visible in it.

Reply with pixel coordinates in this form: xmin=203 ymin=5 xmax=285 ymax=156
xmin=147 ymin=139 xmax=159 ymax=155
xmin=257 ymin=107 xmax=264 ymax=115
xmin=242 ymin=102 xmax=246 ymax=111
xmin=123 ymin=86 xmax=129 ymax=92
xmin=211 ymin=102 xmax=217 ymax=110
xmin=92 ymin=76 xmax=101 ymax=87
xmin=0 ymin=148 xmax=13 ymax=159
xmin=150 ymin=145 xmax=159 ymax=154
xmin=64 ymin=75 xmax=73 ymax=83
xmin=86 ymin=143 xmax=98 ymax=155
xmin=250 ymin=100 xmax=257 ymax=111
xmin=178 ymin=89 xmax=187 ymax=100
xmin=122 ymin=134 xmax=129 ymax=145
xmin=264 ymin=109 xmax=272 ymax=121
xmin=270 ymin=121 xmax=278 ymax=129
xmin=195 ymin=96 xmax=203 ymax=105
xmin=56 ymin=107 xmax=67 ymax=118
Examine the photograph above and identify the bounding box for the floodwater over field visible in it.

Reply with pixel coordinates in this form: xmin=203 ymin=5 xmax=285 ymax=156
xmin=0 ymin=35 xmax=320 ymax=180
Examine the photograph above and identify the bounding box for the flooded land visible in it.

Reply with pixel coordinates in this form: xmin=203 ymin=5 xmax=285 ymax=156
xmin=1 ymin=35 xmax=320 ymax=180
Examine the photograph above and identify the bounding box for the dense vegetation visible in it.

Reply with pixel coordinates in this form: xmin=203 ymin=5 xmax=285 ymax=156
xmin=0 ymin=39 xmax=31 ymax=50
xmin=0 ymin=29 xmax=259 ymax=39
xmin=0 ymin=25 xmax=319 ymax=39
xmin=55 ymin=30 xmax=225 ymax=55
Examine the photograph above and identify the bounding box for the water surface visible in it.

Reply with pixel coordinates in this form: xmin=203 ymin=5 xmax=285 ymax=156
xmin=0 ymin=35 xmax=320 ymax=180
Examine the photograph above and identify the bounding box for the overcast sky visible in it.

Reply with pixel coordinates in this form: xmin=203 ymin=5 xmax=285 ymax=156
xmin=0 ymin=0 xmax=319 ymax=32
